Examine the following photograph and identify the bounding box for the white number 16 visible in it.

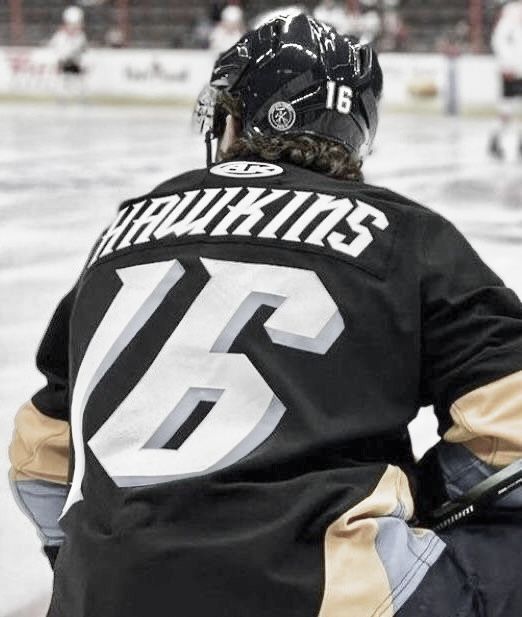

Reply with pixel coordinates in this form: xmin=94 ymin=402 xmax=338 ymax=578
xmin=326 ymin=81 xmax=353 ymax=114
xmin=62 ymin=258 xmax=345 ymax=515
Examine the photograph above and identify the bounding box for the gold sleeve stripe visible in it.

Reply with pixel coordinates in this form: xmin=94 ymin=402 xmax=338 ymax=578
xmin=319 ymin=466 xmax=414 ymax=617
xmin=9 ymin=401 xmax=70 ymax=485
xmin=444 ymin=370 xmax=522 ymax=467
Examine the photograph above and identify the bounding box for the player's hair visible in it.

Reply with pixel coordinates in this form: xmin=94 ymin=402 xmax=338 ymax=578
xmin=217 ymin=92 xmax=364 ymax=182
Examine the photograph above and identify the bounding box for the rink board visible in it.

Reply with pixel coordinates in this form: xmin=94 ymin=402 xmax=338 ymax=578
xmin=0 ymin=47 xmax=502 ymax=113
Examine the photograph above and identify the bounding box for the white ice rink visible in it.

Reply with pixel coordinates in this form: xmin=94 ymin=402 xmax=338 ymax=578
xmin=0 ymin=104 xmax=521 ymax=617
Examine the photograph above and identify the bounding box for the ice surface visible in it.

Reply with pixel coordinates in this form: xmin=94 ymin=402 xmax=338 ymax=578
xmin=0 ymin=104 xmax=520 ymax=616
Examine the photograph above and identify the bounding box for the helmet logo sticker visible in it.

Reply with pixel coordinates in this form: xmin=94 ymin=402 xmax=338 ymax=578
xmin=268 ymin=102 xmax=296 ymax=132
xmin=210 ymin=161 xmax=284 ymax=178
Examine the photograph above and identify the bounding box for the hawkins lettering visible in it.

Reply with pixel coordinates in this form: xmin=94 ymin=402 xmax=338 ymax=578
xmin=89 ymin=187 xmax=389 ymax=267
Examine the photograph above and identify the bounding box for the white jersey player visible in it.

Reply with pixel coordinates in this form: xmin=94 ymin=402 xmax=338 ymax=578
xmin=49 ymin=5 xmax=87 ymax=76
xmin=489 ymin=0 xmax=522 ymax=159
xmin=313 ymin=0 xmax=351 ymax=35
xmin=209 ymin=5 xmax=245 ymax=54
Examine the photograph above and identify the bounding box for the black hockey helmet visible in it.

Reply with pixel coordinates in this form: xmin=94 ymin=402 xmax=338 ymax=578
xmin=194 ymin=13 xmax=383 ymax=162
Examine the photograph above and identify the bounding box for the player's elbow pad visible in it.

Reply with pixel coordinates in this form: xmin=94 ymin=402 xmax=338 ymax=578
xmin=9 ymin=475 xmax=69 ymax=547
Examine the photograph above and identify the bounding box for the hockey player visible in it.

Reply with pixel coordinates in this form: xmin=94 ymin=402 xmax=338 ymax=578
xmin=49 ymin=6 xmax=87 ymax=76
xmin=9 ymin=13 xmax=522 ymax=617
xmin=209 ymin=5 xmax=245 ymax=53
xmin=489 ymin=0 xmax=522 ymax=159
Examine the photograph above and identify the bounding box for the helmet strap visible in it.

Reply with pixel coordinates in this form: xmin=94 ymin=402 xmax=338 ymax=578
xmin=205 ymin=130 xmax=213 ymax=167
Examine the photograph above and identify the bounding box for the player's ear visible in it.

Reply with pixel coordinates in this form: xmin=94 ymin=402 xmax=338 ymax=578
xmin=217 ymin=115 xmax=241 ymax=161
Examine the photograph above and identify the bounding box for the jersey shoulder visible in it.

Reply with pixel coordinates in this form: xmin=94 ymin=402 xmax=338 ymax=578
xmin=356 ymin=182 xmax=460 ymax=240
xmin=246 ymin=160 xmax=449 ymax=227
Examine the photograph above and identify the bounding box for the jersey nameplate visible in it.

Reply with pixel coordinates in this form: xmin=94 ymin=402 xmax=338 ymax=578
xmin=89 ymin=187 xmax=392 ymax=276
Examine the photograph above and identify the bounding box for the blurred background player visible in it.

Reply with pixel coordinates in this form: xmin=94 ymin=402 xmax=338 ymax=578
xmin=313 ymin=0 xmax=352 ymax=34
xmin=380 ymin=1 xmax=408 ymax=52
xmin=358 ymin=0 xmax=382 ymax=44
xmin=313 ymin=0 xmax=381 ymax=43
xmin=253 ymin=5 xmax=305 ymax=29
xmin=489 ymin=0 xmax=522 ymax=159
xmin=49 ymin=6 xmax=87 ymax=77
xmin=209 ymin=4 xmax=245 ymax=53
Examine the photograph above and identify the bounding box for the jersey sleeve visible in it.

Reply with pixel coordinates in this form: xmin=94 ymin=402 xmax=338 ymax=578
xmin=31 ymin=287 xmax=76 ymax=420
xmin=8 ymin=287 xmax=77 ymax=556
xmin=419 ymin=214 xmax=522 ymax=469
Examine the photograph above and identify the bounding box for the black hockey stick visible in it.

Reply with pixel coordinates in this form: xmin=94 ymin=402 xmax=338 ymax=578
xmin=423 ymin=458 xmax=522 ymax=531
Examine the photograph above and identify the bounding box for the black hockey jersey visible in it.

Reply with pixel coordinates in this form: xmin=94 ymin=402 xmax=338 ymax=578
xmin=34 ymin=158 xmax=522 ymax=617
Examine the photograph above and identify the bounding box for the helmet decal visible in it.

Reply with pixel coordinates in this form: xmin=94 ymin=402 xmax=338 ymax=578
xmin=268 ymin=102 xmax=297 ymax=132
